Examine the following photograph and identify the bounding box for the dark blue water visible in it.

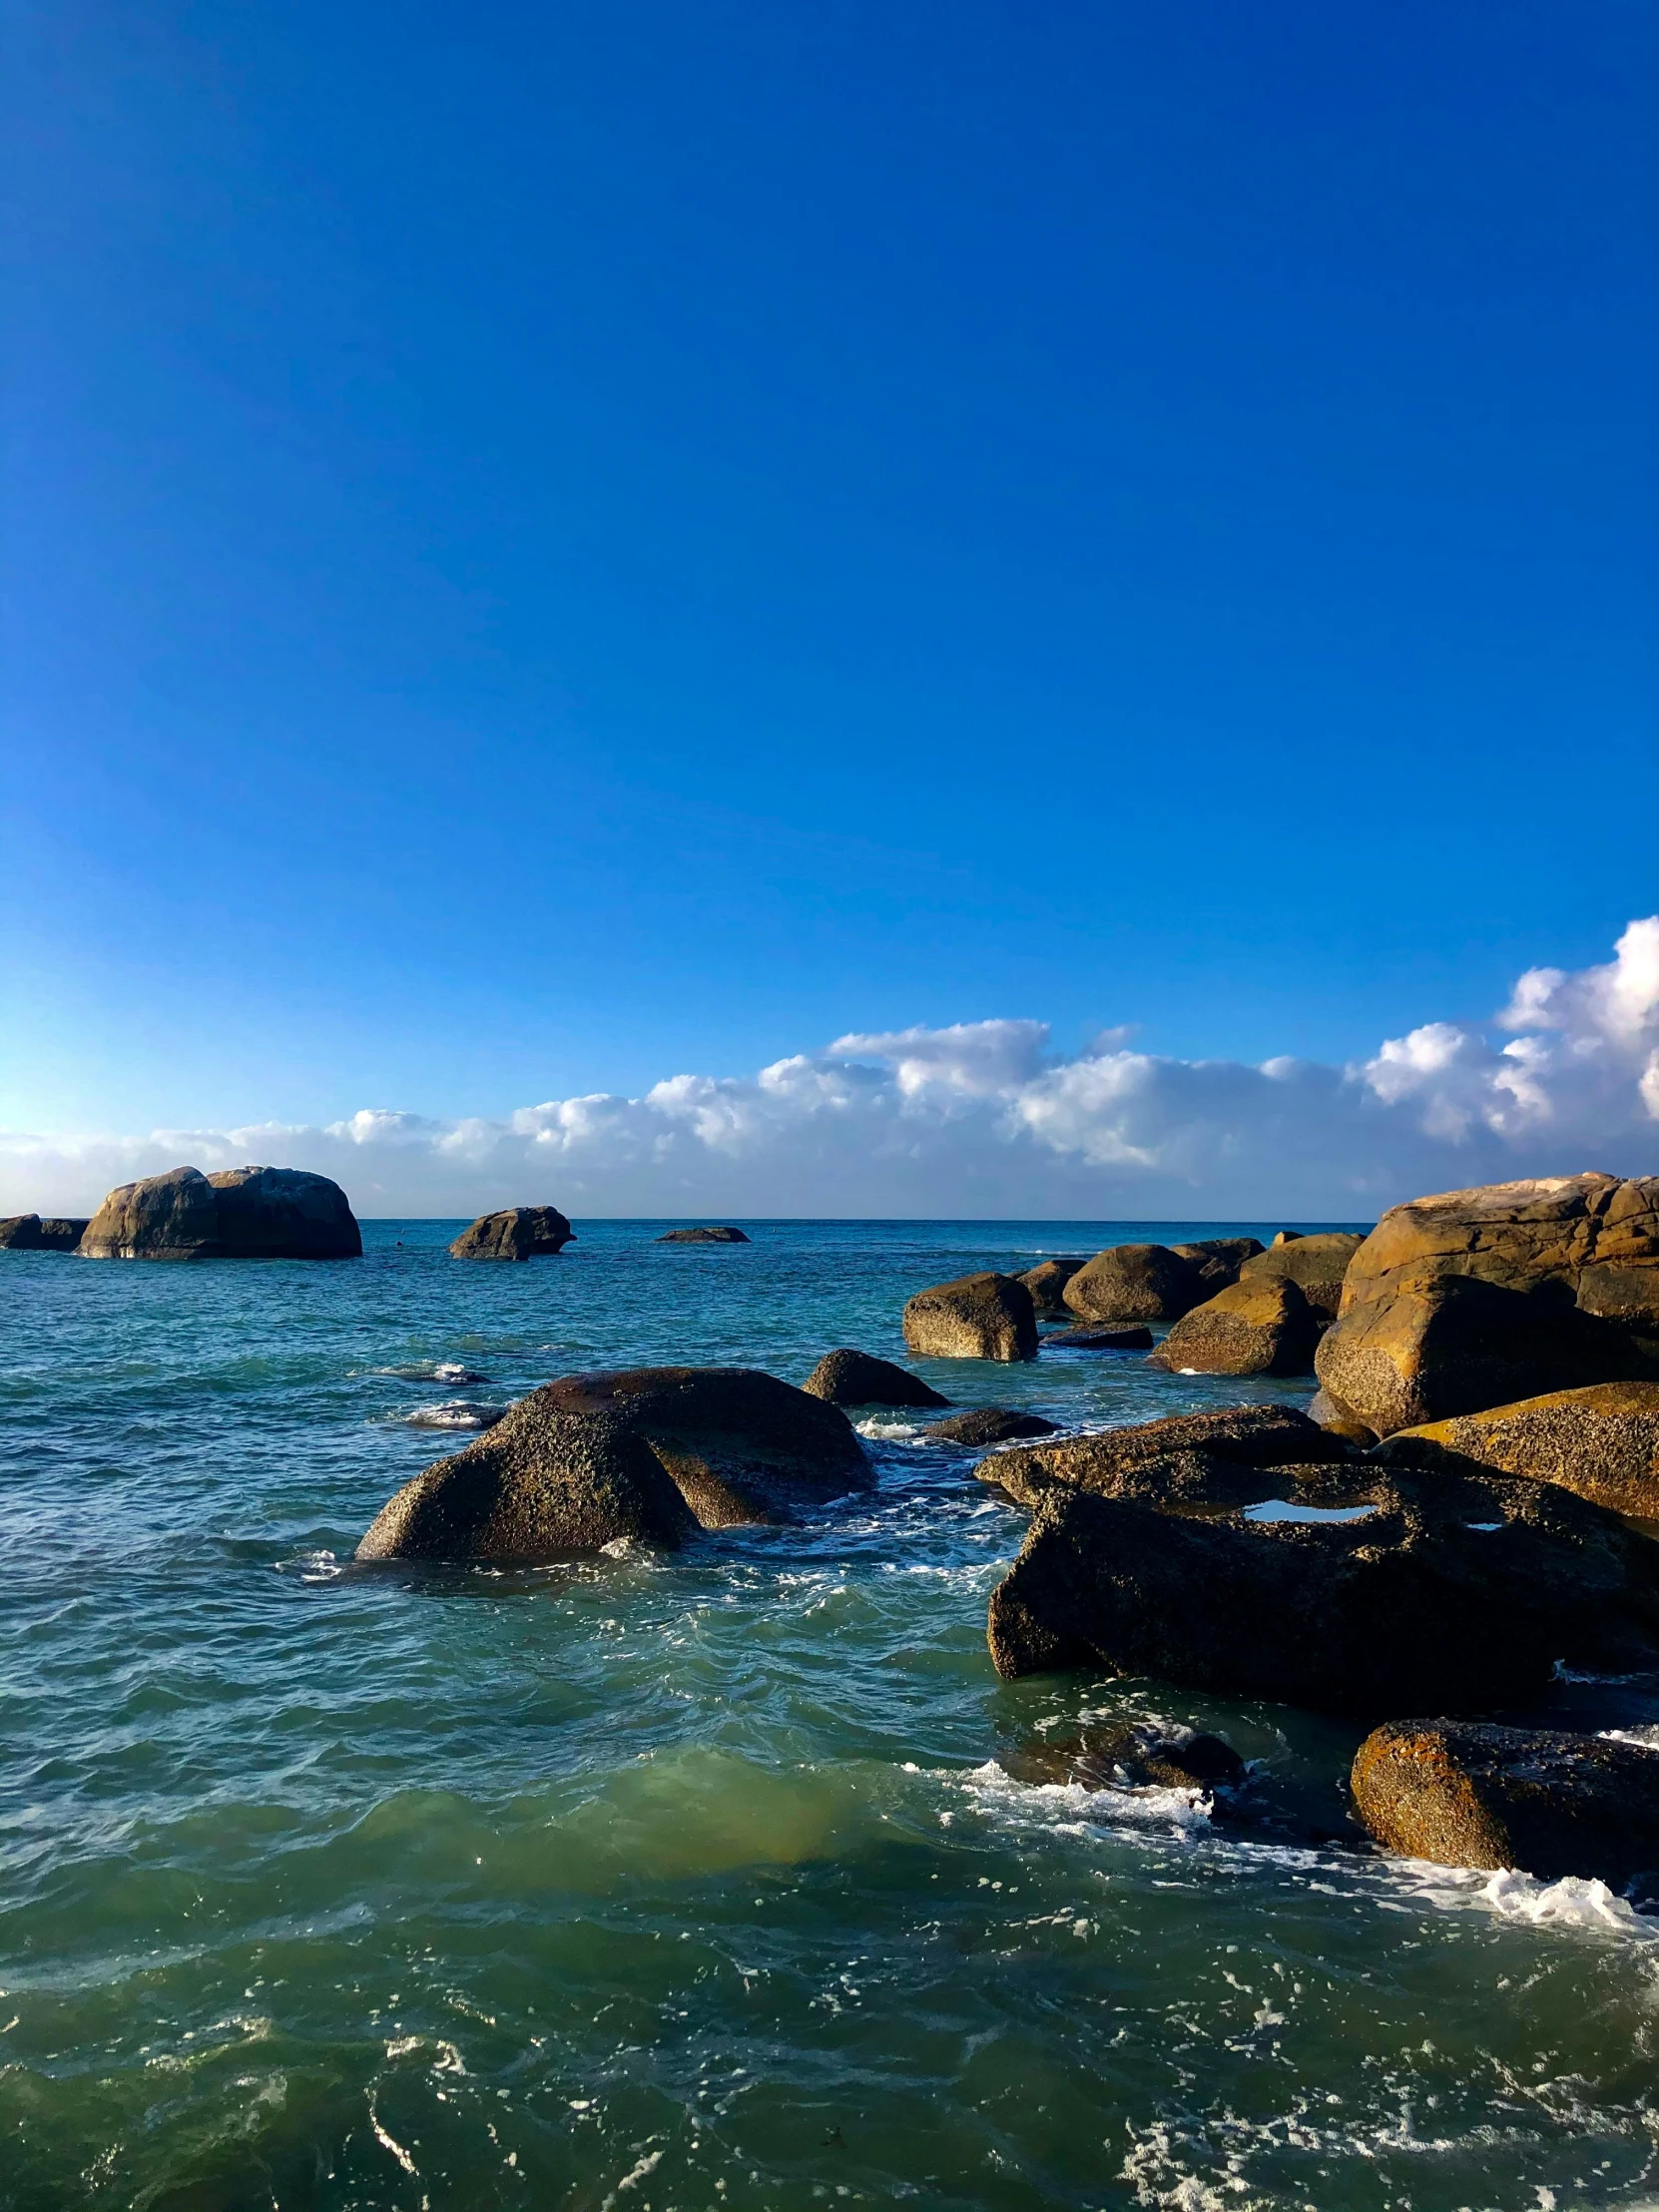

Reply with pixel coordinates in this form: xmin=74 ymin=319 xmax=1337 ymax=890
xmin=4 ymin=1220 xmax=1658 ymax=2211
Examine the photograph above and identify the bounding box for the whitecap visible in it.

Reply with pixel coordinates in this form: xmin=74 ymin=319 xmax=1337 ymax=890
xmin=855 ymin=1417 xmax=924 ymax=1441
xmin=398 ymin=1401 xmax=505 ymax=1430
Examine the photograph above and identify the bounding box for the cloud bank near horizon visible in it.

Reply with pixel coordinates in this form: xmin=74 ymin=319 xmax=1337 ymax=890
xmin=7 ymin=920 xmax=1659 ymax=1220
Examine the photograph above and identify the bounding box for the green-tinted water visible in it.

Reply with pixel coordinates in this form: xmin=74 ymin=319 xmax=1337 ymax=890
xmin=4 ymin=1221 xmax=1658 ymax=2210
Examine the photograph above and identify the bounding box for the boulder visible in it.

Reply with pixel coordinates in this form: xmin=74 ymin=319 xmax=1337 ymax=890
xmin=1271 ymin=1229 xmax=1305 ymax=1247
xmin=982 ymin=1402 xmax=1349 ymax=1510
xmin=1351 ymin=1720 xmax=1659 ymax=1889
xmin=1378 ymin=1382 xmax=1659 ymax=1520
xmin=985 ymin=1461 xmax=1659 ymax=1711
xmin=1315 ymin=1272 xmax=1641 ymax=1438
xmin=924 ymin=1406 xmax=1059 ymax=1446
xmin=1017 ymin=1258 xmax=1090 ymax=1319
xmin=449 ymin=1206 xmax=574 ymax=1260
xmin=1149 ymin=1278 xmax=1320 ymax=1377
xmin=802 ymin=1349 xmax=949 ymax=1408
xmin=1168 ymin=1236 xmax=1266 ymax=1293
xmin=357 ymin=1365 xmax=872 ymax=1560
xmin=1309 ymin=1387 xmax=1379 ymax=1448
xmin=1002 ymin=1722 xmax=1246 ymax=1796
xmin=1062 ymin=1244 xmax=1202 ymax=1324
xmin=657 ymin=1225 xmax=751 ymax=1244
xmin=0 ymin=1214 xmax=88 ymax=1251
xmin=902 ymin=1273 xmax=1038 ymax=1363
xmin=1043 ymin=1325 xmax=1155 ymax=1351
xmin=1238 ymin=1230 xmax=1364 ymax=1321
xmin=79 ymin=1165 xmax=361 ymax=1261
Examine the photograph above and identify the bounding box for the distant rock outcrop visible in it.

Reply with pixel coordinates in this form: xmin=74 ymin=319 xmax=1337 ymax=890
xmin=449 ymin=1206 xmax=574 ymax=1260
xmin=0 ymin=1214 xmax=89 ymax=1252
xmin=657 ymin=1225 xmax=751 ymax=1244
xmin=902 ymin=1273 xmax=1038 ymax=1363
xmin=802 ymin=1350 xmax=949 ymax=1407
xmin=79 ymin=1166 xmax=361 ymax=1261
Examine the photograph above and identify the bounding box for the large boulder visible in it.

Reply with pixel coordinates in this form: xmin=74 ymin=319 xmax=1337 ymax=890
xmin=79 ymin=1165 xmax=361 ymax=1260
xmin=1239 ymin=1230 xmax=1364 ymax=1320
xmin=1316 ymin=1273 xmax=1640 ymax=1438
xmin=449 ymin=1206 xmax=574 ymax=1260
xmin=802 ymin=1349 xmax=949 ymax=1407
xmin=982 ymin=1402 xmax=1347 ymax=1510
xmin=0 ymin=1214 xmax=88 ymax=1252
xmin=1316 ymin=1175 xmax=1659 ymax=1434
xmin=1168 ymin=1236 xmax=1266 ymax=1293
xmin=657 ymin=1225 xmax=750 ymax=1244
xmin=1017 ymin=1258 xmax=1089 ymax=1319
xmin=1149 ymin=1277 xmax=1320 ymax=1377
xmin=902 ymin=1273 xmax=1038 ymax=1362
xmin=1062 ymin=1244 xmax=1202 ymax=1324
xmin=1378 ymin=1382 xmax=1659 ymax=1519
xmin=357 ymin=1366 xmax=871 ymax=1561
xmin=1351 ymin=1721 xmax=1659 ymax=1889
xmin=985 ymin=1460 xmax=1659 ymax=1711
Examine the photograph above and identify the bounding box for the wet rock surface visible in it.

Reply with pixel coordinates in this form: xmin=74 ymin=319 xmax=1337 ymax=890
xmin=1042 ymin=1324 xmax=1155 ymax=1351
xmin=902 ymin=1272 xmax=1038 ymax=1363
xmin=924 ymin=1406 xmax=1059 ymax=1446
xmin=980 ymin=1402 xmax=1352 ymax=1509
xmin=802 ymin=1349 xmax=950 ymax=1408
xmin=1351 ymin=1719 xmax=1659 ymax=1890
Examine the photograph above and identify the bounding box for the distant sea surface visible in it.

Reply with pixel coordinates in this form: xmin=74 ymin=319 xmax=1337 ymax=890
xmin=5 ymin=1219 xmax=1659 ymax=2211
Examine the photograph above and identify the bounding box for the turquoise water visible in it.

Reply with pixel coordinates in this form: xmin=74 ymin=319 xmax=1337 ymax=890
xmin=5 ymin=1218 xmax=1659 ymax=2212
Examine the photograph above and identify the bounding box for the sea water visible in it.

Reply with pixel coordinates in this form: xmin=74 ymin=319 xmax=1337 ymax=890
xmin=4 ymin=1219 xmax=1659 ymax=2211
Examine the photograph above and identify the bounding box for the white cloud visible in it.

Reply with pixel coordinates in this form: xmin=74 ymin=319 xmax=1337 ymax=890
xmin=6 ymin=921 xmax=1659 ymax=1219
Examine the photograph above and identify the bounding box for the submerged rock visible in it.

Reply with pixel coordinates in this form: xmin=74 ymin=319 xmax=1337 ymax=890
xmin=357 ymin=1366 xmax=871 ymax=1561
xmin=0 ymin=1214 xmax=88 ymax=1251
xmin=1378 ymin=1382 xmax=1659 ymax=1519
xmin=1043 ymin=1325 xmax=1155 ymax=1351
xmin=802 ymin=1349 xmax=949 ymax=1408
xmin=1017 ymin=1259 xmax=1090 ymax=1319
xmin=902 ymin=1273 xmax=1038 ymax=1363
xmin=982 ymin=1403 xmax=1349 ymax=1510
xmin=657 ymin=1225 xmax=751 ymax=1244
xmin=1351 ymin=1720 xmax=1659 ymax=1889
xmin=1003 ymin=1721 xmax=1246 ymax=1796
xmin=1062 ymin=1244 xmax=1203 ymax=1325
xmin=450 ymin=1206 xmax=574 ymax=1260
xmin=79 ymin=1165 xmax=361 ymax=1261
xmin=985 ymin=1461 xmax=1659 ymax=1713
xmin=924 ymin=1406 xmax=1059 ymax=1446
xmin=1150 ymin=1278 xmax=1321 ymax=1378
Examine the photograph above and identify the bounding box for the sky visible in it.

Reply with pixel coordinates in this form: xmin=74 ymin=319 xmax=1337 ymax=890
xmin=4 ymin=1 xmax=1656 ymax=1214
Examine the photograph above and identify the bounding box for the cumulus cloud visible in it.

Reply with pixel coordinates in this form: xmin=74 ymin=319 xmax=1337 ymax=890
xmin=6 ymin=921 xmax=1659 ymax=1219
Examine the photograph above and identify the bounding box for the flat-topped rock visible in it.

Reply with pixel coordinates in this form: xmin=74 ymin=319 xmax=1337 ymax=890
xmin=79 ymin=1166 xmax=361 ymax=1261
xmin=1378 ymin=1382 xmax=1659 ymax=1519
xmin=982 ymin=1403 xmax=1348 ymax=1509
xmin=450 ymin=1206 xmax=574 ymax=1260
xmin=657 ymin=1225 xmax=751 ymax=1244
xmin=0 ymin=1214 xmax=89 ymax=1252
xmin=1062 ymin=1244 xmax=1203 ymax=1325
xmin=1351 ymin=1720 xmax=1659 ymax=1888
xmin=802 ymin=1349 xmax=949 ymax=1408
xmin=986 ymin=1461 xmax=1659 ymax=1712
xmin=357 ymin=1365 xmax=872 ymax=1561
xmin=902 ymin=1273 xmax=1038 ymax=1363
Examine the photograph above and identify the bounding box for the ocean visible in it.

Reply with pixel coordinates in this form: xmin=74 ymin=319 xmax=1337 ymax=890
xmin=4 ymin=1217 xmax=1658 ymax=2210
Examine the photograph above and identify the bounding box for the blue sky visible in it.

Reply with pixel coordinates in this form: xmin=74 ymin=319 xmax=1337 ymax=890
xmin=4 ymin=1 xmax=1656 ymax=1205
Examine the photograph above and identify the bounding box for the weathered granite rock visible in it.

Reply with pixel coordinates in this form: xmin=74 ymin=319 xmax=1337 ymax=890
xmin=924 ymin=1406 xmax=1059 ymax=1446
xmin=1169 ymin=1237 xmax=1267 ymax=1293
xmin=357 ymin=1365 xmax=871 ymax=1559
xmin=1062 ymin=1244 xmax=1201 ymax=1324
xmin=1315 ymin=1273 xmax=1639 ymax=1438
xmin=1043 ymin=1325 xmax=1155 ymax=1351
xmin=79 ymin=1166 xmax=361 ymax=1261
xmin=1239 ymin=1231 xmax=1365 ymax=1321
xmin=1150 ymin=1278 xmax=1320 ymax=1377
xmin=1017 ymin=1258 xmax=1090 ymax=1318
xmin=802 ymin=1349 xmax=949 ymax=1408
xmin=986 ymin=1462 xmax=1659 ymax=1710
xmin=1351 ymin=1720 xmax=1659 ymax=1887
xmin=449 ymin=1206 xmax=574 ymax=1260
xmin=657 ymin=1225 xmax=751 ymax=1244
xmin=902 ymin=1273 xmax=1038 ymax=1363
xmin=1378 ymin=1382 xmax=1659 ymax=1520
xmin=0 ymin=1214 xmax=89 ymax=1251
xmin=982 ymin=1402 xmax=1348 ymax=1509
xmin=1272 ymin=1229 xmax=1305 ymax=1247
